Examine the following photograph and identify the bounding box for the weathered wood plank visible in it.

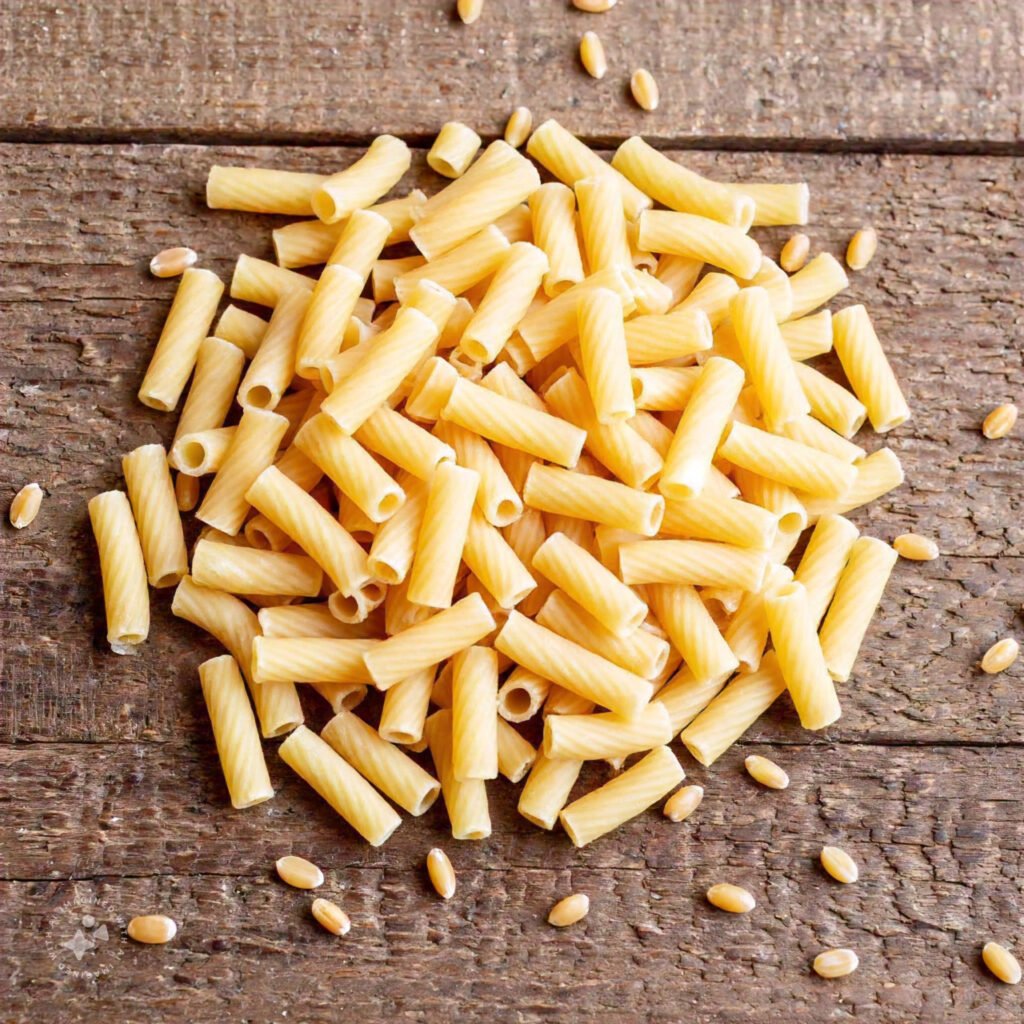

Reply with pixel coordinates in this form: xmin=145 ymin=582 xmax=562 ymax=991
xmin=1 ymin=743 xmax=1022 ymax=1022
xmin=1 ymin=143 xmax=1022 ymax=746
xmin=1 ymin=1 xmax=1021 ymax=148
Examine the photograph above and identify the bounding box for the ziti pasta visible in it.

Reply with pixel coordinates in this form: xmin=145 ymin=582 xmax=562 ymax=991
xmin=82 ymin=125 xmax=912 ymax=865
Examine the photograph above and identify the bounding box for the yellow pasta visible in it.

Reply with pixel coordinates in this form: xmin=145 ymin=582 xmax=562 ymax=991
xmin=624 ymin=307 xmax=713 ymax=366
xmin=648 ymin=584 xmax=739 ymax=682
xmin=312 ymin=135 xmax=411 ymax=224
xmin=659 ymin=356 xmax=745 ymax=500
xmin=818 ymin=536 xmax=898 ymax=682
xmin=526 ymin=119 xmax=651 ymax=221
xmin=619 ymin=539 xmax=768 ymax=591
xmin=495 ymin=611 xmax=653 ymax=719
xmin=543 ymin=368 xmax=663 ymax=490
xmin=528 ymin=182 xmax=585 ymax=296
xmin=173 ymin=336 xmax=245 ymax=444
xmin=533 ymin=531 xmax=646 ymax=637
xmin=719 ymin=422 xmax=856 ymax=500
xmin=612 ymin=137 xmax=754 ymax=229
xmin=638 ymin=210 xmax=762 ymax=280
xmin=364 ymin=593 xmax=496 ymax=689
xmin=731 ymin=286 xmax=809 ymax=431
xmin=518 ymin=265 xmax=637 ymax=362
xmin=197 ymin=408 xmax=289 ymax=535
xmin=321 ymin=711 xmax=440 ymax=815
xmin=660 ymin=493 xmax=778 ymax=550
xmin=372 ymin=255 xmax=425 ymax=303
xmin=730 ymin=466 xmax=807 ymax=534
xmin=428 ymin=121 xmax=483 ymax=178
xmin=411 ymin=141 xmax=541 ymax=260
xmin=395 ymin=224 xmax=511 ymax=303
xmin=764 ymin=580 xmax=841 ymax=730
xmin=230 ymin=254 xmax=315 ymax=308
xmin=517 ymin=754 xmax=583 ymax=830
xmin=559 ymin=746 xmax=684 ymax=848
xmin=279 ymin=725 xmax=402 ymax=846
xmin=831 ymin=304 xmax=910 ymax=432
xmin=433 ymin=420 xmax=522 ymax=527
xmin=198 ymin=655 xmax=274 ymax=808
xmin=206 ymin=166 xmax=326 ymax=216
xmin=625 ymin=266 xmax=675 ymax=316
xmin=779 ymin=415 xmax=866 ymax=464
xmin=237 ymin=289 xmax=311 ymax=410
xmin=441 ymin=377 xmax=585 ymax=468
xmin=192 ymin=539 xmax=323 ymax=598
xmin=320 ymin=307 xmax=439 ymax=434
xmin=451 ymin=646 xmax=499 ymax=781
xmin=257 ymin=601 xmax=381 ymax=640
xmin=88 ymin=490 xmax=150 ymax=653
xmin=544 ymin=703 xmax=673 ymax=761
xmin=245 ymin=465 xmax=370 ymax=597
xmin=720 ymin=181 xmax=810 ymax=227
xmin=272 ymin=191 xmax=427 ymax=268
xmin=794 ymin=513 xmax=860 ymax=627
xmin=463 ymin=508 xmax=537 ymax=608
xmin=138 ymin=268 xmax=225 ymax=412
xmin=355 ymin=411 xmax=447 ymax=482
xmin=120 ymin=444 xmax=189 ymax=589
xmin=171 ymin=576 xmax=303 ymax=738
xmin=425 ymin=709 xmax=491 ymax=840
xmin=577 ymin=286 xmax=635 ymax=424
xmin=326 ymin=207 xmax=392 ymax=278
xmin=214 ymin=305 xmax=267 ymax=358
xmin=681 ymin=652 xmax=788 ymax=766
xmin=793 ymin=361 xmax=868 ymax=438
xmin=496 ymin=718 xmax=538 ymax=784
xmin=787 ymin=253 xmax=849 ymax=319
xmin=779 ymin=309 xmax=833 ymax=361
xmin=406 ymin=463 xmax=479 ymax=609
xmin=721 ymin=566 xmax=787 ymax=673
xmin=294 ymin=264 xmax=364 ymax=379
xmin=498 ymin=666 xmax=551 ymax=722
xmin=798 ymin=446 xmax=904 ymax=519
xmin=459 ymin=242 xmax=548 ymax=363
xmin=575 ymin=175 xmax=632 ymax=272
xmin=379 ymin=665 xmax=436 ymax=745
xmin=652 ymin=665 xmax=733 ymax=733
xmin=366 ymin=477 xmax=427 ymax=585
xmin=294 ymin=413 xmax=404 ymax=523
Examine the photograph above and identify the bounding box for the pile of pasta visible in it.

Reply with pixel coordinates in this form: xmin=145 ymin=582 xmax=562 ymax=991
xmin=88 ymin=119 xmax=907 ymax=848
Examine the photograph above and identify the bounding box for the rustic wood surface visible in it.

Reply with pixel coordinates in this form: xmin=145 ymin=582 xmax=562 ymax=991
xmin=1 ymin=1 xmax=1021 ymax=149
xmin=1 ymin=3 xmax=1023 ymax=1021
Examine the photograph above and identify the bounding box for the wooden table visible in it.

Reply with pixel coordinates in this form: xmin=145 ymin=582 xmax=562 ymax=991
xmin=1 ymin=3 xmax=1022 ymax=1021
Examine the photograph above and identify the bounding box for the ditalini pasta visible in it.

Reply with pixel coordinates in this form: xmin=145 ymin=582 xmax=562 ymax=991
xmin=312 ymin=135 xmax=411 ymax=224
xmin=528 ymin=182 xmax=585 ymax=296
xmin=121 ymin=444 xmax=189 ymax=588
xmin=831 ymin=304 xmax=911 ymax=432
xmin=764 ymin=580 xmax=841 ymax=730
xmin=88 ymin=124 xmax=912 ymax=863
xmin=197 ymin=408 xmax=289 ymax=535
xmin=451 ymin=646 xmax=499 ymax=781
xmin=577 ymin=286 xmax=635 ymax=424
xmin=198 ymin=654 xmax=275 ymax=809
xmin=533 ymin=531 xmax=646 ymax=637
xmin=612 ymin=137 xmax=754 ymax=229
xmin=321 ymin=711 xmax=440 ymax=815
xmin=88 ymin=491 xmax=150 ymax=653
xmin=139 ymin=268 xmax=224 ymax=412
xmin=818 ymin=537 xmax=898 ymax=682
xmin=559 ymin=746 xmax=684 ymax=848
xmin=279 ymin=725 xmax=402 ymax=846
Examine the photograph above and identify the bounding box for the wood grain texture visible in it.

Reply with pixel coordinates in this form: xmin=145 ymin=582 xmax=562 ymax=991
xmin=1 ymin=1 xmax=1021 ymax=148
xmin=1 ymin=141 xmax=1023 ymax=1022
xmin=2 ymin=744 xmax=1023 ymax=1022
xmin=2 ymin=144 xmax=1022 ymax=745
